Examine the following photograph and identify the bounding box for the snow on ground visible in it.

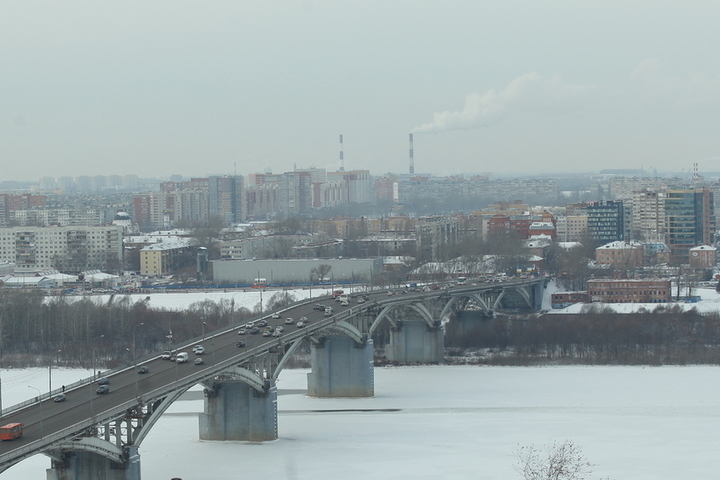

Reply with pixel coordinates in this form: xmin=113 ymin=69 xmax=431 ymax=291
xmin=3 ymin=365 xmax=720 ymax=479
xmin=58 ymin=287 xmax=334 ymax=312
xmin=549 ymin=285 xmax=720 ymax=315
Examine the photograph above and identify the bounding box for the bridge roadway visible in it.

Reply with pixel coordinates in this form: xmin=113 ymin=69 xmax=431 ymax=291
xmin=0 ymin=277 xmax=544 ymax=471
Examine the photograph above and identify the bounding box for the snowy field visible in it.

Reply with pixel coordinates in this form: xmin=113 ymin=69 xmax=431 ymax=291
xmin=62 ymin=287 xmax=331 ymax=312
xmin=3 ymin=365 xmax=720 ymax=479
xmin=544 ymin=281 xmax=720 ymax=315
xmin=62 ymin=281 xmax=720 ymax=317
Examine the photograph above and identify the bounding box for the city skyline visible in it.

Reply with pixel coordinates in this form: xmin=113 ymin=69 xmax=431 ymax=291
xmin=3 ymin=1 xmax=720 ymax=181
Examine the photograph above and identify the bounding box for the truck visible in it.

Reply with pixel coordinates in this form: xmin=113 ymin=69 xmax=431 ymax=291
xmin=0 ymin=423 xmax=23 ymax=441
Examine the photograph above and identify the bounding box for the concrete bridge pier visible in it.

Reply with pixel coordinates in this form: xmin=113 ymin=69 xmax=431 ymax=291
xmin=46 ymin=446 xmax=140 ymax=480
xmin=199 ymin=380 xmax=278 ymax=442
xmin=307 ymin=336 xmax=374 ymax=397
xmin=386 ymin=320 xmax=444 ymax=364
xmin=453 ymin=310 xmax=493 ymax=336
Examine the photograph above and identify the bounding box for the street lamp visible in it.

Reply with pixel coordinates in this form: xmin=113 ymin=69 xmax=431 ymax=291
xmin=202 ymin=321 xmax=207 ymax=342
xmin=132 ymin=323 xmax=144 ymax=371
xmin=49 ymin=349 xmax=61 ymax=393
xmin=93 ymin=335 xmax=105 ymax=380
xmin=28 ymin=386 xmax=44 ymax=438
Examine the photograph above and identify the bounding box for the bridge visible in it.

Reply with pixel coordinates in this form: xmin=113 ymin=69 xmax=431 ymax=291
xmin=0 ymin=277 xmax=546 ymax=479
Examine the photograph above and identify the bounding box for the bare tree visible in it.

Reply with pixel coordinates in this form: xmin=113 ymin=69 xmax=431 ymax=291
xmin=516 ymin=440 xmax=606 ymax=480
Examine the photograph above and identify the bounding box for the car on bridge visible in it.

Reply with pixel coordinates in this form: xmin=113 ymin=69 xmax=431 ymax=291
xmin=237 ymin=328 xmax=246 ymax=335
xmin=271 ymin=313 xmax=280 ymax=319
xmin=285 ymin=317 xmax=295 ymax=324
xmin=296 ymin=321 xmax=306 ymax=328
xmin=193 ymin=345 xmax=205 ymax=355
xmin=175 ymin=352 xmax=189 ymax=363
xmin=137 ymin=366 xmax=149 ymax=374
xmin=161 ymin=351 xmax=172 ymax=360
xmin=194 ymin=357 xmax=204 ymax=365
xmin=96 ymin=385 xmax=109 ymax=395
xmin=236 ymin=341 xmax=246 ymax=348
xmin=53 ymin=393 xmax=66 ymax=402
xmin=97 ymin=377 xmax=110 ymax=385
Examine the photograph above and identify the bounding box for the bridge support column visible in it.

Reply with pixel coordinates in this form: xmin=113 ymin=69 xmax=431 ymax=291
xmin=386 ymin=321 xmax=444 ymax=364
xmin=307 ymin=336 xmax=374 ymax=397
xmin=46 ymin=446 xmax=140 ymax=480
xmin=453 ymin=311 xmax=492 ymax=335
xmin=199 ymin=380 xmax=277 ymax=442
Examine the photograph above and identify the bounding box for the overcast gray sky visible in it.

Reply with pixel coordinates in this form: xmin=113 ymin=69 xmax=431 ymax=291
xmin=2 ymin=1 xmax=720 ymax=181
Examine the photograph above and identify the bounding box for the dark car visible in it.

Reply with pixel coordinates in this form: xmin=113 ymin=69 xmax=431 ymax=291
xmin=137 ymin=366 xmax=149 ymax=374
xmin=53 ymin=393 xmax=66 ymax=402
xmin=249 ymin=327 xmax=260 ymax=334
xmin=236 ymin=341 xmax=246 ymax=348
xmin=97 ymin=378 xmax=110 ymax=385
xmin=96 ymin=385 xmax=109 ymax=395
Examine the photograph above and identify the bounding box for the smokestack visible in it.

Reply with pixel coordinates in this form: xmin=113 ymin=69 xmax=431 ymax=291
xmin=339 ymin=134 xmax=345 ymax=172
xmin=408 ymin=133 xmax=415 ymax=174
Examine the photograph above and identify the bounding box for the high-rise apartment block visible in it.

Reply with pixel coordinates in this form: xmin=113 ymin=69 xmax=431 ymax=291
xmin=665 ymin=188 xmax=715 ymax=262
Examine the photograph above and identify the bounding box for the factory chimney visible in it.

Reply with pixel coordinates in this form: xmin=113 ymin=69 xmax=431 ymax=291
xmin=408 ymin=133 xmax=415 ymax=174
xmin=339 ymin=134 xmax=345 ymax=172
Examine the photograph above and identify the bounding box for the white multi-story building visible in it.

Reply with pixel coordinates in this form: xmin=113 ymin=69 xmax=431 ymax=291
xmin=0 ymin=226 xmax=123 ymax=272
xmin=630 ymin=189 xmax=666 ymax=243
xmin=553 ymin=215 xmax=588 ymax=242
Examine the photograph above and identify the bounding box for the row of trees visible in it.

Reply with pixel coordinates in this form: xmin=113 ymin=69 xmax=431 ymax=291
xmin=0 ymin=290 xmax=297 ymax=367
xmin=445 ymin=306 xmax=720 ymax=365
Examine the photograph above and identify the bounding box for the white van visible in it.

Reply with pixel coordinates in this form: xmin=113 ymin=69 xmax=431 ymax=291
xmin=175 ymin=352 xmax=189 ymax=364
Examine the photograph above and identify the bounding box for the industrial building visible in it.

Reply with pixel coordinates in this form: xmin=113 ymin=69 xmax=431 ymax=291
xmin=211 ymin=258 xmax=383 ymax=285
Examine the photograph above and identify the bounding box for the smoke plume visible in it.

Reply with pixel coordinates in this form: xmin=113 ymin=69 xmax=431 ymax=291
xmin=413 ymin=72 xmax=595 ymax=134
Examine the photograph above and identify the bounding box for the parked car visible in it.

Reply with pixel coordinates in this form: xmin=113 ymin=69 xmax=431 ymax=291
xmin=97 ymin=378 xmax=110 ymax=385
xmin=236 ymin=341 xmax=246 ymax=348
xmin=194 ymin=357 xmax=204 ymax=365
xmin=96 ymin=385 xmax=109 ymax=395
xmin=137 ymin=366 xmax=149 ymax=374
xmin=53 ymin=393 xmax=66 ymax=402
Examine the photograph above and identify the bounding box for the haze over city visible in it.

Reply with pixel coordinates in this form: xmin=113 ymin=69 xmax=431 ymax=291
xmin=3 ymin=1 xmax=720 ymax=181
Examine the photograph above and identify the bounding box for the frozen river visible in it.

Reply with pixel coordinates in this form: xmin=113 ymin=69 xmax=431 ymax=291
xmin=2 ymin=365 xmax=719 ymax=479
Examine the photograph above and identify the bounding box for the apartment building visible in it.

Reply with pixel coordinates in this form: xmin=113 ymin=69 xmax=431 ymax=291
xmin=0 ymin=226 xmax=123 ymax=272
